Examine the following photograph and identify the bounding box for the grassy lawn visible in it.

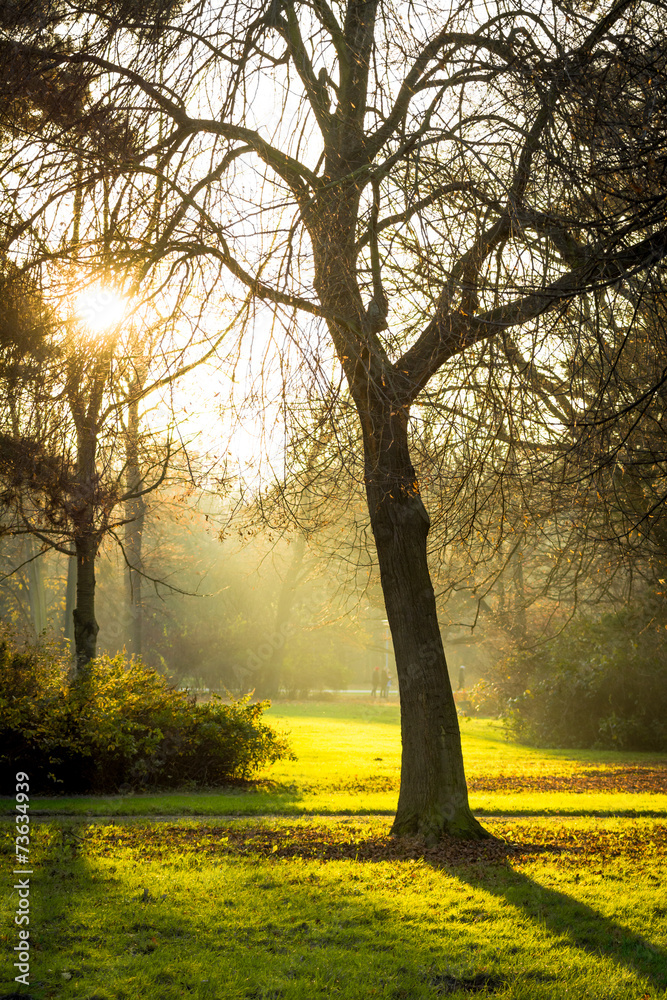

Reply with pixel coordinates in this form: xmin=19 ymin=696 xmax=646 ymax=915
xmin=4 ymin=703 xmax=666 ymax=818
xmin=2 ymin=701 xmax=667 ymax=998
xmin=2 ymin=816 xmax=666 ymax=999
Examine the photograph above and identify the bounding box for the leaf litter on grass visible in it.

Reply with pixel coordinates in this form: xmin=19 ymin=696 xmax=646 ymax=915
xmin=80 ymin=817 xmax=667 ymax=868
xmin=15 ymin=816 xmax=667 ymax=1000
xmin=299 ymin=765 xmax=667 ymax=796
xmin=470 ymin=766 xmax=667 ymax=794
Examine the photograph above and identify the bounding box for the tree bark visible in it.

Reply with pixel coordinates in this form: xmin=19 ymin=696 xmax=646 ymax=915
xmin=309 ymin=181 xmax=489 ymax=841
xmin=69 ymin=415 xmax=102 ymax=676
xmin=363 ymin=413 xmax=489 ymax=842
xmin=73 ymin=533 xmax=99 ymax=671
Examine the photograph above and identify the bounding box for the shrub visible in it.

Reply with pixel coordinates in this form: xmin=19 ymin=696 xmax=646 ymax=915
xmin=0 ymin=641 xmax=294 ymax=794
xmin=499 ymin=604 xmax=667 ymax=751
xmin=465 ymin=679 xmax=502 ymax=718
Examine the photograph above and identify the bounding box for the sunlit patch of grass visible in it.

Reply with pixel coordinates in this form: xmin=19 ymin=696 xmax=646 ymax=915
xmin=3 ymin=708 xmax=665 ymax=818
xmin=1 ymin=705 xmax=665 ymax=998
xmin=1 ymin=817 xmax=666 ymax=999
xmin=262 ymin=708 xmax=667 ymax=786
xmin=2 ymin=788 xmax=666 ymax=819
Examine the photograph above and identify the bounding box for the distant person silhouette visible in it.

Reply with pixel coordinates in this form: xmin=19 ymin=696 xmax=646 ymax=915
xmin=380 ymin=667 xmax=389 ymax=698
xmin=458 ymin=664 xmax=466 ymax=691
xmin=371 ymin=666 xmax=380 ymax=698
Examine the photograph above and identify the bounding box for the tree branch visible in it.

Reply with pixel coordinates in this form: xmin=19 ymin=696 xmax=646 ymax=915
xmin=396 ymin=224 xmax=667 ymax=402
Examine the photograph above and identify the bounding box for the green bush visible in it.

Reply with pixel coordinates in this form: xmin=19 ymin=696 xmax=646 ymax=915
xmin=465 ymin=678 xmax=503 ymax=718
xmin=498 ymin=604 xmax=667 ymax=751
xmin=0 ymin=640 xmax=294 ymax=794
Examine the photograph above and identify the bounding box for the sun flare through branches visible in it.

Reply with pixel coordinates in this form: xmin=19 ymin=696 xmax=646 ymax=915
xmin=74 ymin=283 xmax=128 ymax=335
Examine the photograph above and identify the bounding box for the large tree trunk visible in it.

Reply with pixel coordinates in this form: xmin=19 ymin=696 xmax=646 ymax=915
xmin=364 ymin=413 xmax=489 ymax=843
xmin=311 ymin=180 xmax=487 ymax=841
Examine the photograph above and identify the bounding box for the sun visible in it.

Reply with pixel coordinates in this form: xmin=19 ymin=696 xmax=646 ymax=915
xmin=75 ymin=283 xmax=128 ymax=334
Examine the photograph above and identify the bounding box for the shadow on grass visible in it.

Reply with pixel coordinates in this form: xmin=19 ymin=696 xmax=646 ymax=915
xmin=0 ymin=821 xmax=100 ymax=996
xmin=216 ymin=821 xmax=667 ymax=993
xmin=447 ymin=858 xmax=667 ymax=992
xmin=7 ymin=817 xmax=667 ymax=998
xmin=34 ymin=822 xmax=102 ymax=986
xmin=0 ymin=781 xmax=309 ymax=819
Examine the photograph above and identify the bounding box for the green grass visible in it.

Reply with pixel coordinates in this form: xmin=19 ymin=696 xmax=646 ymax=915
xmin=4 ymin=705 xmax=665 ymax=818
xmin=2 ymin=702 xmax=667 ymax=998
xmin=2 ymin=816 xmax=666 ymax=1000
